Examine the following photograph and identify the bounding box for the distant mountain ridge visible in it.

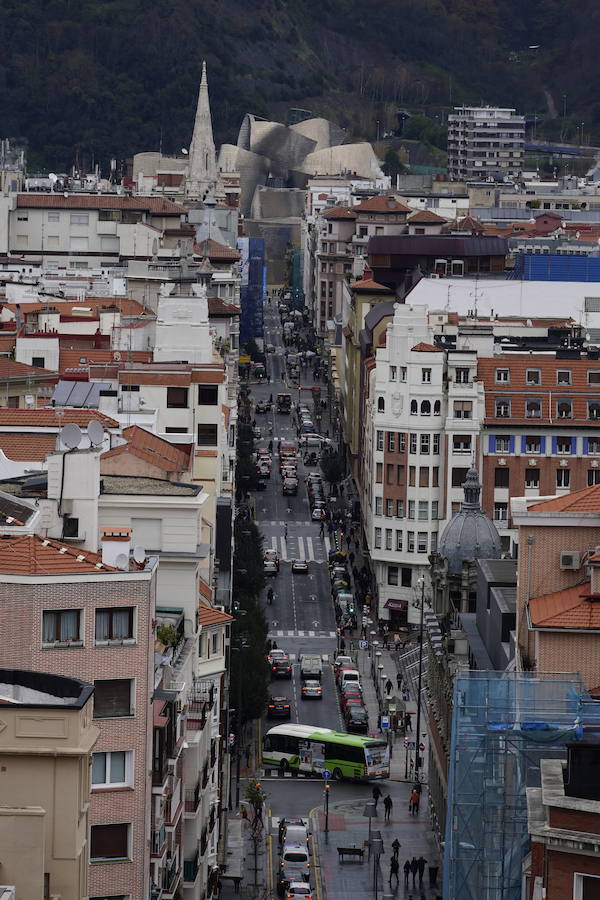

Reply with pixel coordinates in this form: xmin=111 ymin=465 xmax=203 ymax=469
xmin=1 ymin=0 xmax=598 ymax=169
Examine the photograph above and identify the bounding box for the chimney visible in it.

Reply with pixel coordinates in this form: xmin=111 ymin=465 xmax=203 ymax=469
xmin=101 ymin=527 xmax=132 ymax=569
xmin=362 ymin=267 xmax=373 ymax=281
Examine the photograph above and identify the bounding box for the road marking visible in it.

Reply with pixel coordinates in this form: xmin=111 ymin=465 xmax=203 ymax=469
xmin=324 ymin=536 xmax=331 ymax=554
xmin=297 ymin=536 xmax=305 ymax=559
xmin=306 ymin=536 xmax=314 ymax=560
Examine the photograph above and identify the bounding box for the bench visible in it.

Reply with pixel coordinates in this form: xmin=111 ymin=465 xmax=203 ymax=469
xmin=337 ymin=846 xmax=364 ymax=863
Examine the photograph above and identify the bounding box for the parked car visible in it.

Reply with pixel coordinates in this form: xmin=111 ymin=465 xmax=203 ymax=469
xmin=283 ymin=478 xmax=299 ymax=496
xmin=345 ymin=706 xmax=369 ymax=734
xmin=311 ymin=507 xmax=326 ymax=520
xmin=268 ymin=648 xmax=287 ymax=664
xmin=255 ymin=400 xmax=268 ymax=413
xmin=291 ymin=559 xmax=309 ymax=573
xmin=267 ymin=696 xmax=292 ymax=719
xmin=278 ymin=817 xmax=308 ymax=846
xmin=333 ymin=655 xmax=353 ymax=671
xmin=301 ymin=680 xmax=323 ymax=700
xmin=287 ymin=882 xmax=312 ymax=900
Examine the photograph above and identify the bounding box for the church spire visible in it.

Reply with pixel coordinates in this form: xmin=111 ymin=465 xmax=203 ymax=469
xmin=186 ymin=61 xmax=219 ymax=201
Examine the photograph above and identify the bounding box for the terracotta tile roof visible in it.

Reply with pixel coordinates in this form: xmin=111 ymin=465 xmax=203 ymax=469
xmin=411 ymin=341 xmax=443 ymax=352
xmin=350 ymin=277 xmax=392 ymax=293
xmin=0 ymin=408 xmax=118 ymax=428
xmin=198 ymin=582 xmax=212 ymax=602
xmin=0 ymin=335 xmax=17 ymax=354
xmin=0 ymin=533 xmax=118 ymax=575
xmin=528 ymin=485 xmax=600 ymax=514
xmin=17 ymin=193 xmax=187 ymax=215
xmin=321 ymin=206 xmax=357 ymax=220
xmin=61 ymin=349 xmax=152 ymax=374
xmin=529 ymin=583 xmax=600 ymax=629
xmin=4 ymin=297 xmax=147 ymax=317
xmin=194 ymin=238 xmax=240 ymax=261
xmin=198 ymin=598 xmax=233 ymax=625
xmin=408 ymin=209 xmax=448 ymax=224
xmin=0 ymin=358 xmax=56 ymax=378
xmin=101 ymin=426 xmax=190 ymax=474
xmin=117 ymin=365 xmax=224 ymax=387
xmin=0 ymin=433 xmax=56 ymax=461
xmin=444 ymin=214 xmax=484 ymax=234
xmin=208 ymin=297 xmax=240 ymax=316
xmin=353 ymin=195 xmax=411 ymax=214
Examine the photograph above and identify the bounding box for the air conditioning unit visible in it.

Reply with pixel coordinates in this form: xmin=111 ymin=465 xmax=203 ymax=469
xmin=560 ymin=551 xmax=580 ymax=570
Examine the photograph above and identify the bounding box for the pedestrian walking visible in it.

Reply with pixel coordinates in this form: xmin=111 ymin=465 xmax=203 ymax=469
xmin=383 ymin=794 xmax=393 ymax=822
xmin=385 ymin=678 xmax=393 ymax=697
xmin=403 ymin=860 xmax=411 ymax=889
xmin=389 ymin=856 xmax=399 ymax=887
xmin=405 ymin=711 xmax=412 ymax=731
xmin=410 ymin=788 xmax=420 ymax=815
xmin=349 ymin=550 xmax=355 ymax=566
xmin=396 ymin=672 xmax=402 ymax=690
xmin=417 ymin=856 xmax=427 ymax=884
xmin=372 ymin=784 xmax=382 ymax=810
xmin=410 ymin=857 xmax=418 ymax=888
xmin=340 ymin=637 xmax=346 ymax=652
xmin=284 ymin=523 xmax=288 ymax=541
xmin=392 ymin=838 xmax=401 ymax=860
xmin=319 ymin=520 xmax=325 ymax=538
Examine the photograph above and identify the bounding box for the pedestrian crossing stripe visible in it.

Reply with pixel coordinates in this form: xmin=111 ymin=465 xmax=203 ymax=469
xmin=268 ymin=630 xmax=337 ymax=639
xmin=267 ymin=653 xmax=329 ymax=662
xmin=268 ymin=535 xmax=329 ymax=563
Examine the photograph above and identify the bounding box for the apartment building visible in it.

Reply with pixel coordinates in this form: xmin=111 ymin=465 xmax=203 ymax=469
xmin=447 ymin=106 xmax=525 ymax=181
xmin=0 ymin=668 xmax=98 ymax=900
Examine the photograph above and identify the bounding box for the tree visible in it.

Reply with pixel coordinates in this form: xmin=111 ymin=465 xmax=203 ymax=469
xmin=320 ymin=450 xmax=345 ymax=492
xmin=233 ymin=519 xmax=266 ymax=602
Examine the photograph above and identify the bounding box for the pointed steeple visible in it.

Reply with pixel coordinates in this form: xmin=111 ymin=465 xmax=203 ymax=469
xmin=186 ymin=61 xmax=219 ymax=201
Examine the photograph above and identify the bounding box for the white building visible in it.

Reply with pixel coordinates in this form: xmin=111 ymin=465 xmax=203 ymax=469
xmin=447 ymin=106 xmax=525 ymax=181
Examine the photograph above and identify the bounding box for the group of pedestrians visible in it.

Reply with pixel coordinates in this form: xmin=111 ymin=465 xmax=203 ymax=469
xmin=390 ymin=855 xmax=427 ymax=890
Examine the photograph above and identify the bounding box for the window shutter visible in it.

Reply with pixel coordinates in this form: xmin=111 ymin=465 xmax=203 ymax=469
xmin=539 ymin=436 xmax=546 ymax=454
xmin=552 ymin=436 xmax=558 ymax=454
xmin=489 ymin=435 xmax=496 ymax=453
xmin=521 ymin=436 xmax=527 ymax=453
xmin=583 ymin=437 xmax=589 ymax=455
xmin=508 ymin=436 xmax=515 ymax=453
xmin=571 ymin=437 xmax=577 ymax=454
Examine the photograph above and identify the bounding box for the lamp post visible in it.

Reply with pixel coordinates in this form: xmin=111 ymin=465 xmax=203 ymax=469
xmin=415 ymin=577 xmax=426 ymax=776
xmin=363 ymin=800 xmax=376 ymax=860
xmin=371 ymin=836 xmax=383 ymax=900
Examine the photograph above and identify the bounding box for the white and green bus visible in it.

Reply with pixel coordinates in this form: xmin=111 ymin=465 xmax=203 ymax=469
xmin=263 ymin=724 xmax=389 ymax=781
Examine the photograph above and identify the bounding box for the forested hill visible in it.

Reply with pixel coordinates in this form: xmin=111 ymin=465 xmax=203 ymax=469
xmin=2 ymin=0 xmax=599 ymax=170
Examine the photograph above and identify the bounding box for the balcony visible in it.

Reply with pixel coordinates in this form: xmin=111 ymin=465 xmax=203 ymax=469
xmin=184 ymin=782 xmax=201 ymax=816
xmin=162 ymin=853 xmax=181 ymax=897
xmin=187 ymin=681 xmax=215 ymax=732
xmin=165 ymin=774 xmax=183 ymax=828
xmin=183 ymin=850 xmax=200 ymax=884
xmin=151 ymin=824 xmax=167 ymax=857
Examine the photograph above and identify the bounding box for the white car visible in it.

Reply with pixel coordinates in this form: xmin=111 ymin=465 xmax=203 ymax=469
xmin=311 ymin=507 xmax=326 ymax=520
xmin=291 ymin=559 xmax=309 ymax=573
xmin=287 ymin=881 xmax=313 ymax=899
xmin=264 ymin=559 xmax=278 ymax=575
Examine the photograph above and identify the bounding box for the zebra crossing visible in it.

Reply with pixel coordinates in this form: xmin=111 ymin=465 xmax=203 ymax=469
xmin=266 ymin=532 xmax=331 ymax=562
xmin=268 ymin=631 xmax=337 ymax=641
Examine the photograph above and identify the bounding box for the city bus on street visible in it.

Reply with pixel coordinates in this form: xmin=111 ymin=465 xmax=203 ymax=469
xmin=263 ymin=724 xmax=389 ymax=780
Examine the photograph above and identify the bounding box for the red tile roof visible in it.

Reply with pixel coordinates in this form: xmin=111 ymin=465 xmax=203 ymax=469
xmin=408 ymin=209 xmax=448 ymax=224
xmin=0 ymin=358 xmax=56 ymax=378
xmin=0 ymin=433 xmax=56 ymax=461
xmin=198 ymin=598 xmax=233 ymax=625
xmin=353 ymin=195 xmax=411 ymax=214
xmin=411 ymin=341 xmax=443 ymax=352
xmin=529 ymin=583 xmax=600 ymax=629
xmin=350 ymin=278 xmax=392 ymax=293
xmin=0 ymin=408 xmax=119 ymax=428
xmin=321 ymin=206 xmax=357 ymax=220
xmin=60 ymin=349 xmax=152 ymax=374
xmin=528 ymin=485 xmax=600 ymax=514
xmin=194 ymin=238 xmax=241 ymax=261
xmin=17 ymin=193 xmax=187 ymax=215
xmin=101 ymin=426 xmax=190 ymax=474
xmin=4 ymin=297 xmax=147 ymax=317
xmin=208 ymin=297 xmax=241 ymax=316
xmin=0 ymin=533 xmax=118 ymax=575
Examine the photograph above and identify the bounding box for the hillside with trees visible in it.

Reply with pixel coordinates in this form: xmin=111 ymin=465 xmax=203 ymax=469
xmin=1 ymin=0 xmax=598 ymax=169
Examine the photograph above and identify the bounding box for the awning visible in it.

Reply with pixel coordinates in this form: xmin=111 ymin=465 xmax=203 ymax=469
xmin=385 ymin=599 xmax=408 ymax=612
xmin=153 ymin=698 xmax=169 ymax=728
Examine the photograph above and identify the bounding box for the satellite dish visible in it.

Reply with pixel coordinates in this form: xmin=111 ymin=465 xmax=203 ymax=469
xmin=87 ymin=419 xmax=105 ymax=448
xmin=113 ymin=351 xmax=121 ymax=361
xmin=115 ymin=553 xmax=129 ymax=571
xmin=133 ymin=546 xmax=146 ymax=564
xmin=61 ymin=423 xmax=83 ymax=450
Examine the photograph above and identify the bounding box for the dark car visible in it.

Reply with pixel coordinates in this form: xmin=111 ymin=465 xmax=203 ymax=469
xmin=345 ymin=706 xmax=369 ymax=733
xmin=255 ymin=478 xmax=268 ymax=491
xmin=267 ymin=696 xmax=291 ymax=719
xmin=271 ymin=656 xmax=293 ymax=679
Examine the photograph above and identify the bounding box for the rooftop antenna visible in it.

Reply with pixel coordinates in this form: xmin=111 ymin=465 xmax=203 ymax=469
xmin=87 ymin=419 xmax=105 ymax=448
xmin=133 ymin=546 xmax=147 ymax=566
xmin=115 ymin=553 xmax=129 ymax=571
xmin=60 ymin=423 xmax=82 ymax=450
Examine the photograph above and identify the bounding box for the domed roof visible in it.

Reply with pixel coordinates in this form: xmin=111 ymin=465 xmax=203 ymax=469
xmin=438 ymin=468 xmax=501 ymax=574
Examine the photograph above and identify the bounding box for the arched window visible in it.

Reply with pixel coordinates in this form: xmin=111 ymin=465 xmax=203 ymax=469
xmin=434 ymin=400 xmax=441 ymax=416
xmin=410 ymin=400 xmax=418 ymax=415
xmin=377 ymin=396 xmax=385 ymax=413
xmin=421 ymin=400 xmax=431 ymax=416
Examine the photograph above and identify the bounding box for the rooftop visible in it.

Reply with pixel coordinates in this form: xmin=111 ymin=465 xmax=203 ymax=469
xmin=100 ymin=474 xmax=201 ymax=496
xmin=529 ymin=583 xmax=600 ymax=630
xmin=350 ymin=277 xmax=392 ymax=293
xmin=0 ymin=358 xmax=56 ymax=379
xmin=353 ymin=195 xmax=412 ymax=214
xmin=0 ymin=491 xmax=36 ymax=526
xmin=0 ymin=533 xmax=119 ymax=575
xmin=194 ymin=237 xmax=240 ymax=261
xmin=0 ymin=433 xmax=55 ymax=462
xmin=198 ymin=599 xmax=233 ymax=626
xmin=101 ymin=426 xmax=191 ymax=474
xmin=408 ymin=209 xmax=448 ymax=224
xmin=529 ymin=484 xmax=600 ymax=514
xmin=321 ymin=206 xmax=357 ymax=220
xmin=17 ymin=193 xmax=187 ymax=215
xmin=0 ymin=669 xmax=93 ymax=708
xmin=0 ymin=408 xmax=119 ymax=429
xmin=411 ymin=341 xmax=443 ymax=352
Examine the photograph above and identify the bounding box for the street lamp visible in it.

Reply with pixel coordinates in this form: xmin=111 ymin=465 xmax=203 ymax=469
xmin=363 ymin=800 xmax=376 ymax=859
xmin=414 ymin=577 xmax=427 ymax=776
xmin=371 ymin=836 xmax=383 ymax=900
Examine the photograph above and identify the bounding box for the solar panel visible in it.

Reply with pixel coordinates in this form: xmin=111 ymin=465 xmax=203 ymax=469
xmin=51 ymin=380 xmax=110 ymax=408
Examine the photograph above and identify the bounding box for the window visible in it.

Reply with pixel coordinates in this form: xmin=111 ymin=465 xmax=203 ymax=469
xmin=557 ymin=370 xmax=571 ymax=385
xmin=410 ymin=400 xmax=417 ymax=415
xmin=556 ymin=399 xmax=572 ymax=419
xmin=197 ymin=424 xmax=218 ymax=445
xmin=418 ymin=501 xmax=428 ymax=520
xmin=401 ymin=567 xmax=412 ymax=588
xmin=452 ymin=435 xmax=471 ymax=454
xmin=495 ymin=368 xmax=510 ymax=383
xmin=385 ymin=529 xmax=393 ymax=550
xmin=494 ymin=502 xmax=508 ymax=522
xmin=375 ymin=497 xmax=383 ymax=516
xmin=376 ymin=463 xmax=383 ymax=483
xmin=387 ymin=431 xmax=395 ymax=452
xmin=407 ymin=531 xmax=415 ymax=552
xmin=420 ymin=400 xmax=431 ymax=416
xmin=409 ymin=433 xmax=417 ymax=454
xmin=452 ymin=467 xmax=469 ymax=488
xmin=525 ymin=398 xmax=541 ymax=418
xmin=70 ymin=213 xmax=89 ymax=225
xmin=166 ymin=386 xmax=188 ymax=408
xmin=386 ymin=463 xmax=394 ymax=484
xmin=389 ymin=366 xmax=397 ymax=381
xmin=69 ymin=236 xmax=89 ymax=252
xmin=395 ymin=531 xmax=403 ymax=551
xmin=432 ymin=466 xmax=439 ymax=487
xmin=377 ymin=397 xmax=385 ymax=413
xmin=92 ymin=751 xmax=132 ymax=788
xmin=386 ymin=499 xmax=394 ymax=517
xmin=496 ymin=398 xmax=511 ymax=418
xmin=494 ymin=467 xmax=509 ymax=488
xmin=396 ymin=465 xmax=405 ymax=485
xmin=455 ymin=367 xmax=470 ymax=384
xmin=212 ymin=632 xmax=219 ymax=655
xmin=409 ymin=466 xmax=416 ymax=487
xmin=42 ymin=609 xmax=81 ymax=644
xmin=454 ymin=400 xmax=473 ymax=419
xmin=198 ymin=385 xmax=218 ymax=405
xmin=526 ymin=369 xmax=540 ymax=385
xmin=525 ymin=436 xmax=541 ymax=453
xmin=374 ymin=528 xmax=382 ymax=549
xmin=430 ymin=532 xmax=438 ymax=553
xmin=417 ymin=532 xmax=428 ymax=553
xmin=408 ymin=500 xmax=415 ymax=519
xmin=589 ymin=401 xmax=600 ymax=420
xmin=31 ymin=356 xmax=46 ymax=368
xmin=376 ymin=430 xmax=384 ymax=451
xmin=433 ymin=400 xmax=441 ymax=416
xmin=48 ymin=212 xmax=60 ymax=222
xmin=525 ymin=469 xmax=539 ymax=488
xmin=432 ymin=434 xmax=440 ymax=454
xmin=573 ymin=872 xmax=600 ymax=900
xmin=495 ymin=436 xmax=510 ymax=452
xmin=93 ymin=679 xmax=133 ymax=718
xmin=589 ymin=437 xmax=600 ymax=455
xmin=420 ymin=434 xmax=430 ymax=454
xmin=90 ymin=823 xmax=130 ymax=861
xmin=588 ymin=470 xmax=600 ymax=486
xmin=556 ymin=468 xmax=570 ymax=488
xmin=421 ymin=368 xmax=431 ymax=383
xmin=95 ymin=608 xmax=134 ymax=643
xmin=396 ymin=499 xmax=404 ymax=518
xmin=419 ymin=466 xmax=429 ymax=488
xmin=431 ymin=501 xmax=439 ymax=520
xmin=388 ymin=566 xmax=399 ymax=586
xmin=398 ymin=433 xmax=406 ymax=452
xmin=556 ymin=436 xmax=573 ymax=454
xmin=165 ymin=427 xmax=188 ymax=434
xmin=399 ymin=367 xmax=407 ymax=382
xmin=588 ymin=371 xmax=600 ymax=385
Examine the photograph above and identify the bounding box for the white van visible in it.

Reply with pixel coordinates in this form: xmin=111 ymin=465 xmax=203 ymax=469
xmin=280 ymin=842 xmax=310 ymax=881
xmin=339 ymin=669 xmax=361 ymax=690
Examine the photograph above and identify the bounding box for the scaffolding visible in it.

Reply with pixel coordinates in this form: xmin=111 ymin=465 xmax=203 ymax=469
xmin=443 ymin=670 xmax=600 ymax=900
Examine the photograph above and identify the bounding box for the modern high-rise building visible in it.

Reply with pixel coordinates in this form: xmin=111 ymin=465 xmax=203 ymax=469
xmin=447 ymin=106 xmax=525 ymax=181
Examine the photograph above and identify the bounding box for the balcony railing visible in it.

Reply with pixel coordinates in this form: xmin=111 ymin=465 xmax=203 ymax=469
xmin=165 ymin=774 xmax=182 ymax=826
xmin=151 ymin=824 xmax=167 ymax=856
xmin=183 ymin=850 xmax=200 ymax=883
xmin=162 ymin=853 xmax=181 ymax=894
xmin=185 ymin=782 xmax=201 ymax=814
